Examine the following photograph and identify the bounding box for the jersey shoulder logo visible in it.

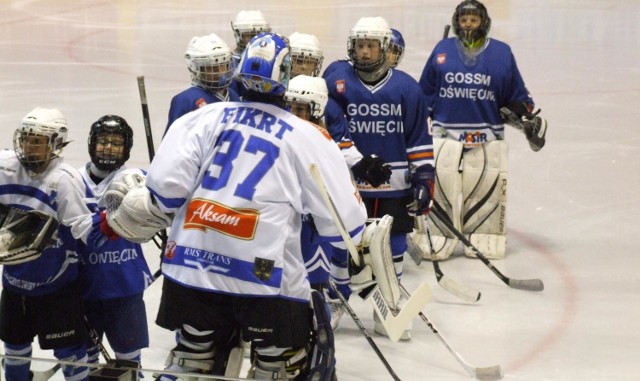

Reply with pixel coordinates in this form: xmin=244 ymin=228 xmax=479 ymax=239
xmin=336 ymin=80 xmax=346 ymax=93
xmin=196 ymin=98 xmax=208 ymax=108
xmin=436 ymin=53 xmax=447 ymax=65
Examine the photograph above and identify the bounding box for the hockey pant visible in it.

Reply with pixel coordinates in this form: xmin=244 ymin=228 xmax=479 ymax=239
xmin=423 ymin=139 xmax=508 ymax=260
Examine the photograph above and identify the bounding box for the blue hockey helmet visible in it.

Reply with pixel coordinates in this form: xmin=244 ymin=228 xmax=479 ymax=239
xmin=452 ymin=0 xmax=491 ymax=47
xmin=235 ymin=32 xmax=291 ymax=96
xmin=387 ymin=28 xmax=405 ymax=68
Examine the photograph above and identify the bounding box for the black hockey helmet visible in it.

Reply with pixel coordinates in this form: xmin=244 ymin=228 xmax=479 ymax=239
xmin=452 ymin=0 xmax=491 ymax=47
xmin=88 ymin=115 xmax=133 ymax=171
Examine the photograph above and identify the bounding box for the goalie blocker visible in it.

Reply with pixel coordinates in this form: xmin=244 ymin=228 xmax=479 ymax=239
xmin=0 ymin=204 xmax=59 ymax=265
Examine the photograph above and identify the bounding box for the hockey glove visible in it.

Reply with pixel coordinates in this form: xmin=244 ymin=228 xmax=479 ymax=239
xmin=407 ymin=165 xmax=435 ymax=216
xmin=351 ymin=154 xmax=392 ymax=188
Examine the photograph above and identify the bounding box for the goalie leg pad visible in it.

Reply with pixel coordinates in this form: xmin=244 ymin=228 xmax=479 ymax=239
xmin=106 ymin=186 xmax=171 ymax=243
xmin=361 ymin=215 xmax=402 ymax=310
xmin=423 ymin=138 xmax=464 ymax=260
xmin=462 ymin=140 xmax=508 ymax=259
xmin=306 ymin=290 xmax=336 ymax=381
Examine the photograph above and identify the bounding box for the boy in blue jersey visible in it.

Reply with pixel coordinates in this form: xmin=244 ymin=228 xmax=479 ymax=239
xmin=417 ymin=0 xmax=547 ymax=260
xmin=0 ymin=108 xmax=122 ymax=381
xmin=164 ymin=33 xmax=239 ymax=136
xmin=77 ymin=115 xmax=153 ymax=369
xmin=324 ymin=16 xmax=435 ymax=340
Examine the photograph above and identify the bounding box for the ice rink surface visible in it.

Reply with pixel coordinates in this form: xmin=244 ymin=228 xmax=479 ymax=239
xmin=1 ymin=1 xmax=639 ymax=380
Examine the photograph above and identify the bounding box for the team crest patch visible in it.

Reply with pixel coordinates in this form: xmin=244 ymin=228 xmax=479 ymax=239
xmin=436 ymin=53 xmax=446 ymax=64
xmin=336 ymin=80 xmax=345 ymax=93
xmin=253 ymin=257 xmax=275 ymax=281
xmin=164 ymin=241 xmax=177 ymax=259
xmin=196 ymin=98 xmax=207 ymax=108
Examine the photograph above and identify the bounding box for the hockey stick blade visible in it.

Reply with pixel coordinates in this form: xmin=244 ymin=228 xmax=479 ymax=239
xmin=30 ymin=364 xmax=61 ymax=381
xmin=369 ymin=282 xmax=432 ymax=343
xmin=434 ymin=261 xmax=481 ymax=302
xmin=399 ymin=285 xmax=503 ymax=381
xmin=431 ymin=207 xmax=544 ymax=292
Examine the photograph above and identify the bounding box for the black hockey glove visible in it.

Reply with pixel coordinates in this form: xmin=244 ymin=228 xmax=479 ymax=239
xmin=504 ymin=101 xmax=538 ymax=120
xmin=351 ymin=154 xmax=392 ymax=188
xmin=500 ymin=102 xmax=547 ymax=152
xmin=407 ymin=165 xmax=435 ymax=216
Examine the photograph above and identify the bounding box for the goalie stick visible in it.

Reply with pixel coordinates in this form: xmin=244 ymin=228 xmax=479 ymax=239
xmin=430 ymin=206 xmax=544 ymax=291
xmin=137 ymin=76 xmax=166 ymax=280
xmin=328 ymin=280 xmax=402 ymax=381
xmin=308 ymin=164 xmax=432 ymax=342
xmin=399 ymin=284 xmax=504 ymax=381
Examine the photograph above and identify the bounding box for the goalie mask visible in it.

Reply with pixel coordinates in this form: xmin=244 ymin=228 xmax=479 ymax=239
xmin=387 ymin=28 xmax=405 ymax=68
xmin=14 ymin=107 xmax=69 ymax=175
xmin=284 ymin=75 xmax=328 ymax=121
xmin=452 ymin=0 xmax=491 ymax=49
xmin=185 ymin=33 xmax=235 ymax=91
xmin=235 ymin=32 xmax=291 ymax=97
xmin=231 ymin=10 xmax=271 ymax=53
xmin=88 ymin=115 xmax=133 ymax=171
xmin=347 ymin=17 xmax=392 ymax=76
xmin=289 ymin=32 xmax=324 ymax=77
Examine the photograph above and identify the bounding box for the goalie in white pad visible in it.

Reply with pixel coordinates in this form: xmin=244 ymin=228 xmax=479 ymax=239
xmin=410 ymin=139 xmax=508 ymax=260
xmin=104 ymin=174 xmax=172 ymax=243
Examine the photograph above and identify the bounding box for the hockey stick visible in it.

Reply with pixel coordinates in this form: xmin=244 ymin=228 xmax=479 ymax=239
xmin=430 ymin=207 xmax=544 ymax=291
xmin=309 ymin=164 xmax=432 ymax=342
xmin=423 ymin=217 xmax=481 ymax=302
xmin=136 ymin=76 xmax=166 ymax=280
xmin=84 ymin=315 xmax=113 ymax=362
xmin=328 ymin=280 xmax=402 ymax=381
xmin=399 ymin=284 xmax=503 ymax=381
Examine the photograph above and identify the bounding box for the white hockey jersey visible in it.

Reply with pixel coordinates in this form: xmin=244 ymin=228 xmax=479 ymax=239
xmin=146 ymin=102 xmax=367 ymax=303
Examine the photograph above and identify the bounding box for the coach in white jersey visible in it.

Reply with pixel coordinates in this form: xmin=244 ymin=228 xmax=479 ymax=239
xmin=106 ymin=32 xmax=367 ymax=380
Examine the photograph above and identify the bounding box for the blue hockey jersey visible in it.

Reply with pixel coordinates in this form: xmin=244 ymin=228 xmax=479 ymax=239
xmin=165 ymin=86 xmax=240 ymax=135
xmin=418 ymin=37 xmax=534 ymax=149
xmin=325 ymin=66 xmax=434 ymax=198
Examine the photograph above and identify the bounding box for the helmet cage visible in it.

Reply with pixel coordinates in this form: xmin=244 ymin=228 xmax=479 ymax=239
xmin=14 ymin=108 xmax=68 ymax=174
xmin=284 ymin=75 xmax=328 ymax=119
xmin=452 ymin=0 xmax=491 ymax=46
xmin=187 ymin=52 xmax=235 ymax=91
xmin=347 ymin=22 xmax=392 ymax=73
xmin=387 ymin=28 xmax=405 ymax=68
xmin=88 ymin=115 xmax=133 ymax=171
xmin=231 ymin=11 xmax=271 ymax=51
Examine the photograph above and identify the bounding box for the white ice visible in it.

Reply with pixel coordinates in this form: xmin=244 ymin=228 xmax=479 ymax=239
xmin=1 ymin=1 xmax=639 ymax=380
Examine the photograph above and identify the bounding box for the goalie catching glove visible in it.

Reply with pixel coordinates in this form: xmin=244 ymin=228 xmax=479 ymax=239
xmin=104 ymin=174 xmax=172 ymax=243
xmin=0 ymin=205 xmax=59 ymax=265
xmin=500 ymin=102 xmax=547 ymax=152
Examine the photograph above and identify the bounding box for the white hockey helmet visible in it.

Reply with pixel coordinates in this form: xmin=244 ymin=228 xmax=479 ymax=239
xmin=347 ymin=16 xmax=392 ymax=73
xmin=284 ymin=75 xmax=328 ymax=120
xmin=289 ymin=32 xmax=324 ymax=77
xmin=231 ymin=10 xmax=271 ymax=51
xmin=14 ymin=107 xmax=69 ymax=174
xmin=185 ymin=33 xmax=234 ymax=91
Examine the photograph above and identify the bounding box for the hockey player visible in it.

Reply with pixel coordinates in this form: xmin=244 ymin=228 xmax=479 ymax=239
xmin=229 ymin=10 xmax=271 ymax=97
xmin=324 ymin=16 xmax=434 ymax=340
xmin=77 ymin=115 xmax=153 ymax=368
xmin=416 ymin=0 xmax=547 ymax=260
xmin=165 ymin=33 xmax=239 ymax=135
xmin=0 ymin=107 xmax=122 ymax=381
xmin=387 ymin=28 xmax=405 ymax=69
xmin=105 ymin=33 xmax=367 ymax=380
